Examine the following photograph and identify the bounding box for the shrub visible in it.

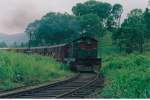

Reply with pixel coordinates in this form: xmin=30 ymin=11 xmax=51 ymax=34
xmin=100 ymin=53 xmax=150 ymax=98
xmin=0 ymin=51 xmax=72 ymax=90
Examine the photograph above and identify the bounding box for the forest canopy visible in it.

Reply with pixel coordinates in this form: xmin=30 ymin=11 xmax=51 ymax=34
xmin=25 ymin=0 xmax=150 ymax=53
xmin=25 ymin=0 xmax=123 ymax=46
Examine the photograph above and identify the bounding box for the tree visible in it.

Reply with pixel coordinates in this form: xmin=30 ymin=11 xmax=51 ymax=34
xmin=106 ymin=4 xmax=123 ymax=31
xmin=0 ymin=42 xmax=7 ymax=48
xmin=78 ymin=14 xmax=103 ymax=37
xmin=106 ymin=15 xmax=115 ymax=31
xmin=113 ymin=9 xmax=147 ymax=53
xmin=144 ymin=8 xmax=150 ymax=40
xmin=72 ymin=0 xmax=112 ymax=26
xmin=111 ymin=4 xmax=123 ymax=28
xmin=13 ymin=42 xmax=17 ymax=48
xmin=72 ymin=3 xmax=91 ymax=16
xmin=25 ymin=12 xmax=80 ymax=46
xmin=72 ymin=0 xmax=123 ymax=33
xmin=25 ymin=20 xmax=41 ymax=46
xmin=19 ymin=42 xmax=28 ymax=47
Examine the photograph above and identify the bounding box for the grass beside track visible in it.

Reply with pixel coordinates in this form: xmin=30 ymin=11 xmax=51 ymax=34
xmin=0 ymin=51 xmax=72 ymax=90
xmin=99 ymin=53 xmax=150 ymax=98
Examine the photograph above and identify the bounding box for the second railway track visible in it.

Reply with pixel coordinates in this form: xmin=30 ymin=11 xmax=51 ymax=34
xmin=0 ymin=73 xmax=104 ymax=98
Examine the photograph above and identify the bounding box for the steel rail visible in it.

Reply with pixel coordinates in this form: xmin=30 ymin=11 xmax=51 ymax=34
xmin=0 ymin=73 xmax=102 ymax=98
xmin=56 ymin=74 xmax=99 ymax=98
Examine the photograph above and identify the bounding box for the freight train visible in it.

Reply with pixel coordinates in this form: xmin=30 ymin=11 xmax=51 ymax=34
xmin=0 ymin=36 xmax=101 ymax=72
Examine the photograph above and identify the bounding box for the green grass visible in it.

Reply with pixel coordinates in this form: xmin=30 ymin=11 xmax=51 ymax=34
xmin=99 ymin=53 xmax=150 ymax=98
xmin=0 ymin=51 xmax=72 ymax=90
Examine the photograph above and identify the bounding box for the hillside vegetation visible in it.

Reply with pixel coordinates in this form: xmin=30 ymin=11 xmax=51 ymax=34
xmin=99 ymin=32 xmax=120 ymax=57
xmin=99 ymin=53 xmax=150 ymax=98
xmin=98 ymin=31 xmax=150 ymax=98
xmin=0 ymin=51 xmax=72 ymax=90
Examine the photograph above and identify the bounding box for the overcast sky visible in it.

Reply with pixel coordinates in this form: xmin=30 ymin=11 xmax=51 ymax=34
xmin=0 ymin=0 xmax=149 ymax=34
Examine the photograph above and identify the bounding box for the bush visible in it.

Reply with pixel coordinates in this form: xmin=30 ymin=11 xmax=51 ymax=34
xmin=100 ymin=53 xmax=150 ymax=98
xmin=0 ymin=51 xmax=72 ymax=90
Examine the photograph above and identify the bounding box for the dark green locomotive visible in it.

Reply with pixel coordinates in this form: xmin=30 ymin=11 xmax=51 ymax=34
xmin=65 ymin=36 xmax=101 ymax=72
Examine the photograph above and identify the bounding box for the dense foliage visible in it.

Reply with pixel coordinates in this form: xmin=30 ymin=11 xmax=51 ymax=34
xmin=26 ymin=13 xmax=80 ymax=46
xmin=0 ymin=42 xmax=7 ymax=48
xmin=72 ymin=0 xmax=123 ymax=31
xmin=100 ymin=53 xmax=150 ymax=98
xmin=78 ymin=13 xmax=103 ymax=37
xmin=72 ymin=0 xmax=112 ymax=19
xmin=112 ymin=9 xmax=150 ymax=53
xmin=25 ymin=0 xmax=123 ymax=47
xmin=99 ymin=32 xmax=120 ymax=57
xmin=144 ymin=8 xmax=150 ymax=40
xmin=0 ymin=51 xmax=72 ymax=90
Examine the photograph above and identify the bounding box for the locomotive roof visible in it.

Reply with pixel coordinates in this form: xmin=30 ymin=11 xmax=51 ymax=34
xmin=72 ymin=36 xmax=98 ymax=43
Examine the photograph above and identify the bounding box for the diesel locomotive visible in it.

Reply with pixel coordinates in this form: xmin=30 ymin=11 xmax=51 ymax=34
xmin=0 ymin=36 xmax=101 ymax=72
xmin=64 ymin=36 xmax=101 ymax=72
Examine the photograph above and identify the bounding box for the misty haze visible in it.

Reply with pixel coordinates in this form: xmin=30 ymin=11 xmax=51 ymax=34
xmin=0 ymin=0 xmax=149 ymax=34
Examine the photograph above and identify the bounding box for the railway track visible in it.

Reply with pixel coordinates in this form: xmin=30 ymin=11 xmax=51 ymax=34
xmin=0 ymin=73 xmax=104 ymax=98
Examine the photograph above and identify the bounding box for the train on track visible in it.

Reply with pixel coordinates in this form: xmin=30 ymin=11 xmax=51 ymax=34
xmin=0 ymin=36 xmax=101 ymax=72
